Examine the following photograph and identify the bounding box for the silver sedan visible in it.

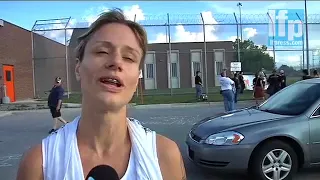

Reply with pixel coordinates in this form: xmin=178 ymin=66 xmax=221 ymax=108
xmin=186 ymin=78 xmax=320 ymax=180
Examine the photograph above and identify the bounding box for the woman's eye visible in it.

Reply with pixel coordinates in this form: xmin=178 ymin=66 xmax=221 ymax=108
xmin=124 ymin=57 xmax=134 ymax=62
xmin=97 ymin=51 xmax=108 ymax=54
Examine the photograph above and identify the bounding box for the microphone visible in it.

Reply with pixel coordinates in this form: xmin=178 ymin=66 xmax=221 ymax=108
xmin=85 ymin=164 xmax=120 ymax=180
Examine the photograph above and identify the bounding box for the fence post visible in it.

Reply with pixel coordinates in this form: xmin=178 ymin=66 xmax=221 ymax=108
xmin=304 ymin=0 xmax=310 ymax=74
xmin=31 ymin=21 xmax=37 ymax=98
xmin=65 ymin=17 xmax=71 ymax=99
xmin=267 ymin=12 xmax=276 ymax=68
xmin=167 ymin=13 xmax=173 ymax=96
xmin=296 ymin=13 xmax=305 ymax=69
xmin=233 ymin=13 xmax=241 ymax=63
xmin=200 ymin=13 xmax=208 ymax=94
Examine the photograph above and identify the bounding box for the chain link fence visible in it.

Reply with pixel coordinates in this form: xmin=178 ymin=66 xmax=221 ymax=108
xmin=31 ymin=12 xmax=320 ymax=98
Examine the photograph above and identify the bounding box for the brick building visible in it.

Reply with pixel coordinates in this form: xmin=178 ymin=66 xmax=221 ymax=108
xmin=0 ymin=19 xmax=66 ymax=102
xmin=67 ymin=28 xmax=235 ymax=92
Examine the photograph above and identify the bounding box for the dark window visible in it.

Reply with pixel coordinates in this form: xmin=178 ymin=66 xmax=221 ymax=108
xmin=5 ymin=70 xmax=11 ymax=81
xmin=313 ymin=107 xmax=320 ymax=117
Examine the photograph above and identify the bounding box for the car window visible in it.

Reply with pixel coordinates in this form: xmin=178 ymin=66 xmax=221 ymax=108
xmin=259 ymin=83 xmax=320 ymax=116
xmin=313 ymin=106 xmax=320 ymax=117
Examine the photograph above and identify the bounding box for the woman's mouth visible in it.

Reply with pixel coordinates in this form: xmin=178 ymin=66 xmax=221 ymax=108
xmin=98 ymin=77 xmax=124 ymax=92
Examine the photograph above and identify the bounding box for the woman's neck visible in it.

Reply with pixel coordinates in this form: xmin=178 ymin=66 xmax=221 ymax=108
xmin=76 ymin=103 xmax=130 ymax=157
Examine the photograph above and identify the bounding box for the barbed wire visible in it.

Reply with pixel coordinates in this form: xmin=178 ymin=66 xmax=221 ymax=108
xmin=31 ymin=13 xmax=320 ymax=31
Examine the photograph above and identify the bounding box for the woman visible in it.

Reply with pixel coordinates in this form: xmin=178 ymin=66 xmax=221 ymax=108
xmin=253 ymin=72 xmax=265 ymax=105
xmin=16 ymin=9 xmax=186 ymax=180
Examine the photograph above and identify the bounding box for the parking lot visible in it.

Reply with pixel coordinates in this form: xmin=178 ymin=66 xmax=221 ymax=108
xmin=1 ymin=102 xmax=320 ymax=179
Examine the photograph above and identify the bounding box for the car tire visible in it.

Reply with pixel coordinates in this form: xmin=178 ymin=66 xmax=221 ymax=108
xmin=249 ymin=140 xmax=298 ymax=180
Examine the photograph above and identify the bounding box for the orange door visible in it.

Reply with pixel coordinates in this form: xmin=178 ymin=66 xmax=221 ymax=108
xmin=3 ymin=65 xmax=15 ymax=102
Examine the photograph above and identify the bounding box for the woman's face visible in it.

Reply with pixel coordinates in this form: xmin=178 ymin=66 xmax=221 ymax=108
xmin=75 ymin=23 xmax=142 ymax=110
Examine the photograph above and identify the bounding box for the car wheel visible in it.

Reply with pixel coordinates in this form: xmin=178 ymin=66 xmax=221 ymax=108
xmin=249 ymin=140 xmax=298 ymax=180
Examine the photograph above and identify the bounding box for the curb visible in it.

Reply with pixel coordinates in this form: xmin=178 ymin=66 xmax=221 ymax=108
xmin=132 ymin=100 xmax=256 ymax=109
xmin=0 ymin=111 xmax=13 ymax=118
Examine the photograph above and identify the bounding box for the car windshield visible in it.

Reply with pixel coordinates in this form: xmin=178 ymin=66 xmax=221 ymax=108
xmin=259 ymin=82 xmax=320 ymax=116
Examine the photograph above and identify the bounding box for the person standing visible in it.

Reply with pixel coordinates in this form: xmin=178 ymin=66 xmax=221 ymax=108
xmin=238 ymin=71 xmax=245 ymax=93
xmin=302 ymin=69 xmax=312 ymax=80
xmin=195 ymin=71 xmax=203 ymax=100
xmin=220 ymin=71 xmax=235 ymax=112
xmin=278 ymin=70 xmax=286 ymax=89
xmin=313 ymin=69 xmax=319 ymax=78
xmin=253 ymin=72 xmax=265 ymax=105
xmin=47 ymin=77 xmax=67 ymax=134
xmin=266 ymin=70 xmax=280 ymax=97
xmin=231 ymin=72 xmax=240 ymax=103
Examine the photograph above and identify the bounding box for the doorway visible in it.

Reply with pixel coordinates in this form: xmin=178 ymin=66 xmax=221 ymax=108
xmin=2 ymin=65 xmax=15 ymax=102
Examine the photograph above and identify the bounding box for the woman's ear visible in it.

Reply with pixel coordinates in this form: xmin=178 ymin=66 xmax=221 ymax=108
xmin=75 ymin=58 xmax=81 ymax=81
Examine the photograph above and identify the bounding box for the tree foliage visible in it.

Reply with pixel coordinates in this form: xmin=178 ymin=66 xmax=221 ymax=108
xmin=232 ymin=39 xmax=275 ymax=73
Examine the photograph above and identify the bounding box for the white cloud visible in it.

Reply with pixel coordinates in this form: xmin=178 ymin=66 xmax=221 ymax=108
xmin=82 ymin=5 xmax=145 ymax=25
xmin=150 ymin=11 xmax=219 ymax=43
xmin=37 ymin=5 xmax=145 ymax=44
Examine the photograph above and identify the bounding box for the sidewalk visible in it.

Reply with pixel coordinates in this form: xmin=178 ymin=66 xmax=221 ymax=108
xmin=0 ymin=99 xmax=255 ymax=112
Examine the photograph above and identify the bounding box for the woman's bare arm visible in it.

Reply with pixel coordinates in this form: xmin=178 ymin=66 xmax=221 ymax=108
xmin=16 ymin=144 xmax=43 ymax=180
xmin=157 ymin=134 xmax=187 ymax=180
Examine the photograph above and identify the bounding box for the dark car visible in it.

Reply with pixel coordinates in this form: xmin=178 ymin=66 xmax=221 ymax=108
xmin=186 ymin=78 xmax=320 ymax=180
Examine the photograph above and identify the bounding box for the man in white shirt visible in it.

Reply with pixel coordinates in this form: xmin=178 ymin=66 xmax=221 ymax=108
xmin=219 ymin=71 xmax=235 ymax=112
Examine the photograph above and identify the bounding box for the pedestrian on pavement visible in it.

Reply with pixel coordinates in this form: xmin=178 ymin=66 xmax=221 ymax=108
xmin=238 ymin=71 xmax=245 ymax=93
xmin=313 ymin=69 xmax=319 ymax=78
xmin=266 ymin=69 xmax=280 ymax=97
xmin=195 ymin=70 xmax=203 ymax=100
xmin=47 ymin=77 xmax=67 ymax=134
xmin=231 ymin=72 xmax=240 ymax=103
xmin=16 ymin=9 xmax=186 ymax=180
xmin=302 ymin=69 xmax=312 ymax=80
xmin=253 ymin=72 xmax=265 ymax=105
xmin=220 ymin=71 xmax=235 ymax=112
xmin=279 ymin=69 xmax=286 ymax=89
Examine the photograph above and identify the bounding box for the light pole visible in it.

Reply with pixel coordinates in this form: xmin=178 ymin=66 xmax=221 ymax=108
xmin=237 ymin=2 xmax=243 ymax=41
xmin=304 ymin=0 xmax=310 ymax=74
xmin=296 ymin=13 xmax=305 ymax=69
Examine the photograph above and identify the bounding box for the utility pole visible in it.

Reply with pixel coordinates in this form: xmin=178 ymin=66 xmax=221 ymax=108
xmin=237 ymin=2 xmax=243 ymax=41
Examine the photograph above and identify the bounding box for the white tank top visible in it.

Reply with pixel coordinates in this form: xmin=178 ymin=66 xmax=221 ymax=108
xmin=42 ymin=116 xmax=163 ymax=180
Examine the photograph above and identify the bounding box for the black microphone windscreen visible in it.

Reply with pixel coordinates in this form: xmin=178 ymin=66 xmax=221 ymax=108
xmin=85 ymin=164 xmax=120 ymax=180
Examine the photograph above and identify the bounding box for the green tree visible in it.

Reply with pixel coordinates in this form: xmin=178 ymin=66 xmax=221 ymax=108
xmin=232 ymin=39 xmax=275 ymax=73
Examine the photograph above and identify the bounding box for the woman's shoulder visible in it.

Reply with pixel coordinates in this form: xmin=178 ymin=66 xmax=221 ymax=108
xmin=156 ymin=134 xmax=186 ymax=179
xmin=16 ymin=144 xmax=43 ymax=180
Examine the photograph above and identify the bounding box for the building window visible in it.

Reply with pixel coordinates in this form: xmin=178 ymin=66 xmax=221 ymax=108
xmin=5 ymin=70 xmax=11 ymax=81
xmin=171 ymin=62 xmax=178 ymax=77
xmin=193 ymin=62 xmax=201 ymax=76
xmin=146 ymin=63 xmax=154 ymax=79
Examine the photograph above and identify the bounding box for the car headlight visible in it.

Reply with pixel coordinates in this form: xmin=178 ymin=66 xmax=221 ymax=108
xmin=204 ymin=131 xmax=244 ymax=145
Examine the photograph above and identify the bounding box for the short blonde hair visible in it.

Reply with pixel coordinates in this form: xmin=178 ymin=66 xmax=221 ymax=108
xmin=75 ymin=8 xmax=148 ymax=69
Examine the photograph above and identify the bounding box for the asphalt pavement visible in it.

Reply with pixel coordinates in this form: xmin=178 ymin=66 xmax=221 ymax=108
xmin=0 ymin=102 xmax=320 ymax=180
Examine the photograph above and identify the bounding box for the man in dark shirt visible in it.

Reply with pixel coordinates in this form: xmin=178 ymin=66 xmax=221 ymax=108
xmin=195 ymin=71 xmax=203 ymax=100
xmin=278 ymin=70 xmax=286 ymax=89
xmin=267 ymin=70 xmax=281 ymax=96
xmin=47 ymin=77 xmax=67 ymax=134
xmin=238 ymin=71 xmax=245 ymax=93
xmin=302 ymin=69 xmax=312 ymax=80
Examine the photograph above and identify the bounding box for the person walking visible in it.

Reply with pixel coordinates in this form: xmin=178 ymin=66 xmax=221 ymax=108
xmin=302 ymin=69 xmax=312 ymax=80
xmin=220 ymin=71 xmax=235 ymax=112
xmin=195 ymin=71 xmax=203 ymax=100
xmin=47 ymin=77 xmax=67 ymax=134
